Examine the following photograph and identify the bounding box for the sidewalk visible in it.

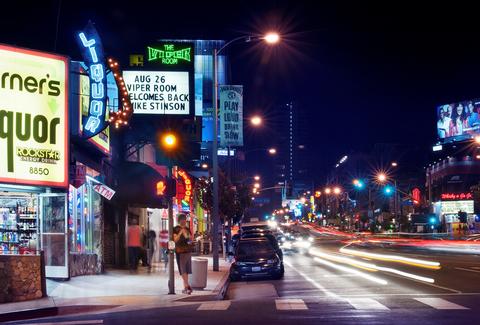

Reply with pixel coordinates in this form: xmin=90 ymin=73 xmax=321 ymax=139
xmin=0 ymin=256 xmax=231 ymax=322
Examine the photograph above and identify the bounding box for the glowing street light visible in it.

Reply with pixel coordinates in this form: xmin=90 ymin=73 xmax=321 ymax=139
xmin=475 ymin=136 xmax=480 ymax=144
xmin=201 ymin=163 xmax=208 ymax=169
xmin=325 ymin=187 xmax=332 ymax=194
xmin=160 ymin=132 xmax=177 ymax=150
xmin=391 ymin=162 xmax=398 ymax=167
xmin=250 ymin=116 xmax=262 ymax=126
xmin=254 ymin=183 xmax=261 ymax=189
xmin=264 ymin=32 xmax=280 ymax=44
xmin=268 ymin=148 xmax=277 ymax=155
xmin=333 ymin=187 xmax=341 ymax=195
xmin=377 ymin=173 xmax=387 ymax=183
xmin=254 ymin=175 xmax=260 ymax=181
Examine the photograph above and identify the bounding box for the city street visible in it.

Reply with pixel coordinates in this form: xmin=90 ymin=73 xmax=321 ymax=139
xmin=3 ymin=2 xmax=480 ymax=324
xmin=10 ymin=225 xmax=480 ymax=324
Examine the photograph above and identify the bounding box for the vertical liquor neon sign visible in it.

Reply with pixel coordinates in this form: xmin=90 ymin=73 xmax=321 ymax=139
xmin=77 ymin=22 xmax=107 ymax=138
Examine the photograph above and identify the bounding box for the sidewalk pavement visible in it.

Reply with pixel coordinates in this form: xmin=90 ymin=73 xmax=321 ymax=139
xmin=0 ymin=256 xmax=231 ymax=322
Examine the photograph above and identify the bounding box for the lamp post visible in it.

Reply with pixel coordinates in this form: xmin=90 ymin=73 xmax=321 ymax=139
xmin=212 ymin=33 xmax=280 ymax=271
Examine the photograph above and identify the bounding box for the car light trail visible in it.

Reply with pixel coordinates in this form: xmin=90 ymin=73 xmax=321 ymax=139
xmin=312 ymin=257 xmax=388 ymax=285
xmin=309 ymin=247 xmax=436 ymax=283
xmin=339 ymin=247 xmax=441 ymax=270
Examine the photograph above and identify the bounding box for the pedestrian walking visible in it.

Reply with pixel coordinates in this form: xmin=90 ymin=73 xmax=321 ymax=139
xmin=147 ymin=230 xmax=156 ymax=272
xmin=127 ymin=218 xmax=142 ymax=273
xmin=159 ymin=229 xmax=169 ymax=268
xmin=173 ymin=214 xmax=193 ymax=294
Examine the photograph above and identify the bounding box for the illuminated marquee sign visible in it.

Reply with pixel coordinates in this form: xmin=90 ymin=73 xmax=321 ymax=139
xmin=441 ymin=193 xmax=473 ymax=200
xmin=0 ymin=44 xmax=68 ymax=187
xmin=147 ymin=44 xmax=192 ymax=65
xmin=77 ymin=22 xmax=107 ymax=138
xmin=441 ymin=200 xmax=474 ymax=214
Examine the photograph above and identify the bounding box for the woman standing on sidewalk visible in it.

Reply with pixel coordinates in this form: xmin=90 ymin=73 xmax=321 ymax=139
xmin=173 ymin=214 xmax=193 ymax=294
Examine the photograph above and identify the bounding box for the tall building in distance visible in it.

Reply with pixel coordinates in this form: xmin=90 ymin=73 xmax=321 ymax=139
xmin=274 ymin=101 xmax=312 ymax=199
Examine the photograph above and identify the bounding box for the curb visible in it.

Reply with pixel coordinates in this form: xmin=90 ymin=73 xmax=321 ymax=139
xmin=213 ymin=271 xmax=231 ymax=300
xmin=0 ymin=306 xmax=58 ymax=323
xmin=0 ymin=305 xmax=117 ymax=323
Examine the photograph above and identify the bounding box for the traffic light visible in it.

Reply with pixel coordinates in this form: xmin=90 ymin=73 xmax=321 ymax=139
xmin=353 ymin=179 xmax=365 ymax=189
xmin=156 ymin=178 xmax=176 ymax=198
xmin=383 ymin=185 xmax=394 ymax=196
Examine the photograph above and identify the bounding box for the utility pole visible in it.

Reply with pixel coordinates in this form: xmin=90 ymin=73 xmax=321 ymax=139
xmin=212 ymin=48 xmax=220 ymax=272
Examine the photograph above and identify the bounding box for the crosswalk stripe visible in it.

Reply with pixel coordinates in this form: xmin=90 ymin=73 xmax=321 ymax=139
xmin=197 ymin=301 xmax=231 ymax=311
xmin=414 ymin=298 xmax=469 ymax=310
xmin=275 ymin=299 xmax=309 ymax=310
xmin=346 ymin=298 xmax=389 ymax=310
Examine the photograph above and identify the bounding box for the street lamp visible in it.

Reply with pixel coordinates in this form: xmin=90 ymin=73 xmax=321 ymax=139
xmin=250 ymin=115 xmax=262 ymax=126
xmin=254 ymin=183 xmax=261 ymax=189
xmin=264 ymin=32 xmax=280 ymax=44
xmin=333 ymin=187 xmax=341 ymax=195
xmin=268 ymin=148 xmax=277 ymax=155
xmin=377 ymin=172 xmax=387 ymax=183
xmin=212 ymin=32 xmax=280 ymax=271
xmin=254 ymin=175 xmax=260 ymax=181
xmin=391 ymin=162 xmax=398 ymax=167
xmin=201 ymin=163 xmax=208 ymax=169
xmin=475 ymin=136 xmax=480 ymax=144
xmin=325 ymin=187 xmax=332 ymax=194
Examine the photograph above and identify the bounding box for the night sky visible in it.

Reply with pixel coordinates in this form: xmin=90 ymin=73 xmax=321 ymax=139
xmin=2 ymin=1 xmax=480 ymax=184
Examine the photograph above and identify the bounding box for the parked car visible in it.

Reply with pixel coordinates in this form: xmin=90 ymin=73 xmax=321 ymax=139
xmin=229 ymin=238 xmax=284 ymax=281
xmin=241 ymin=231 xmax=283 ymax=260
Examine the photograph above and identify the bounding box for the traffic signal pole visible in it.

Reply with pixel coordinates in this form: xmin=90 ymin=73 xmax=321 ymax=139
xmin=168 ymin=165 xmax=175 ymax=294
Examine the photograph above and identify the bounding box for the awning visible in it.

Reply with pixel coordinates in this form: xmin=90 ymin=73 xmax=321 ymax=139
xmin=114 ymin=161 xmax=168 ymax=208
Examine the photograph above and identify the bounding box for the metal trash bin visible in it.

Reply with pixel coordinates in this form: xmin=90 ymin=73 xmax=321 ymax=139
xmin=191 ymin=257 xmax=208 ymax=289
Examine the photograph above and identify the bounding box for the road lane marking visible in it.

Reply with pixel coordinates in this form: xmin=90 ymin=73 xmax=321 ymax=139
xmin=414 ymin=298 xmax=469 ymax=310
xmin=385 ymin=272 xmax=461 ymax=293
xmin=455 ymin=267 xmax=480 ymax=274
xmin=197 ymin=301 xmax=231 ymax=311
xmin=24 ymin=321 xmax=104 ymax=325
xmin=284 ymin=260 xmax=341 ymax=299
xmin=347 ymin=298 xmax=389 ymax=310
xmin=275 ymin=298 xmax=308 ymax=310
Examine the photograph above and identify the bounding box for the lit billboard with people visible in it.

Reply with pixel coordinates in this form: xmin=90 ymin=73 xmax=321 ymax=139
xmin=437 ymin=99 xmax=480 ymax=142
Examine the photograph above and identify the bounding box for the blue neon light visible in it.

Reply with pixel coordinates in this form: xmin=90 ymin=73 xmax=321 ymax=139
xmin=77 ymin=22 xmax=107 ymax=138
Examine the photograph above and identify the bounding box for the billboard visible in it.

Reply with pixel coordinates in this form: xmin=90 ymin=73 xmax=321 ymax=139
xmin=0 ymin=44 xmax=68 ymax=187
xmin=437 ymin=99 xmax=480 ymax=142
xmin=123 ymin=70 xmax=190 ymax=115
xmin=219 ymin=85 xmax=243 ymax=147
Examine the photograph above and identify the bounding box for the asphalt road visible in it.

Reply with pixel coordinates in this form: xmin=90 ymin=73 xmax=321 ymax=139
xmin=10 ymin=225 xmax=480 ymax=325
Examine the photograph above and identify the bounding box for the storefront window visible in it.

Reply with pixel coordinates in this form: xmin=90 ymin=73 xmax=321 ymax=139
xmin=69 ymin=177 xmax=101 ymax=254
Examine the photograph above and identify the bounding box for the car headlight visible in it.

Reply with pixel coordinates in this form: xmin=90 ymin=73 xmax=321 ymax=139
xmin=308 ymin=237 xmax=314 ymax=242
xmin=281 ymin=237 xmax=286 ymax=242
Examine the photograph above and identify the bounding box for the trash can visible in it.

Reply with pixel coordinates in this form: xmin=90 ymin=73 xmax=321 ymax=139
xmin=191 ymin=257 xmax=208 ymax=289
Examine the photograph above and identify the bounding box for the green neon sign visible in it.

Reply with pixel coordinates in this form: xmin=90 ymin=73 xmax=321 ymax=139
xmin=147 ymin=44 xmax=191 ymax=65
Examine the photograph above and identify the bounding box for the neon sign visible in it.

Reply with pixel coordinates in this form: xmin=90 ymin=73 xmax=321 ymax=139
xmin=177 ymin=170 xmax=192 ymax=203
xmin=77 ymin=22 xmax=107 ymax=138
xmin=107 ymin=58 xmax=132 ymax=128
xmin=441 ymin=193 xmax=473 ymax=200
xmin=147 ymin=44 xmax=191 ymax=65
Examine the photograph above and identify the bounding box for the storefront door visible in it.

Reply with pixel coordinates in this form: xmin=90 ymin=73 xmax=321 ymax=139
xmin=40 ymin=193 xmax=69 ymax=279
